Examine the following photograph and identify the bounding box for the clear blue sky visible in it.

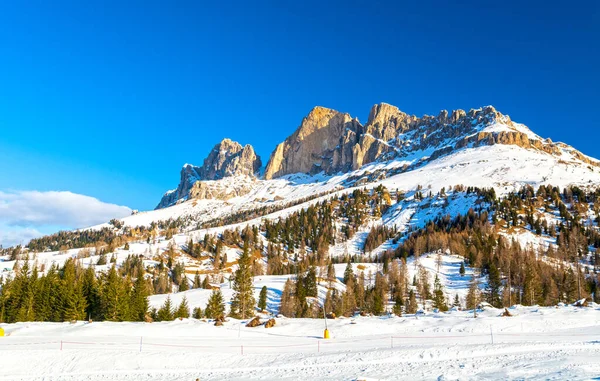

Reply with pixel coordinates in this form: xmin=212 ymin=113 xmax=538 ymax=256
xmin=0 ymin=0 xmax=598 ymax=214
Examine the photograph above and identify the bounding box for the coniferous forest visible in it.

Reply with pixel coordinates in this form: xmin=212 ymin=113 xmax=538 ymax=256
xmin=2 ymin=184 xmax=600 ymax=323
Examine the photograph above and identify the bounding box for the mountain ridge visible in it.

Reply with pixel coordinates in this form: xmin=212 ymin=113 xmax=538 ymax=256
xmin=156 ymin=103 xmax=599 ymax=209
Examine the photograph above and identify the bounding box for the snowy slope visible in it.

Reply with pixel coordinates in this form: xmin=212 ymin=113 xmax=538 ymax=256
xmin=2 ymin=303 xmax=600 ymax=380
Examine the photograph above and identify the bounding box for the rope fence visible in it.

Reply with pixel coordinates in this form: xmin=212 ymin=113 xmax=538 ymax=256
xmin=2 ymin=330 xmax=599 ymax=355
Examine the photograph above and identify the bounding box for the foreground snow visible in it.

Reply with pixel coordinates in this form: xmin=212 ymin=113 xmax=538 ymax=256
xmin=2 ymin=305 xmax=600 ymax=380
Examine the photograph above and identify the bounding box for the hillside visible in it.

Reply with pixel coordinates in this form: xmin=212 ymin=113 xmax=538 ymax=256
xmin=2 ymin=104 xmax=600 ymax=326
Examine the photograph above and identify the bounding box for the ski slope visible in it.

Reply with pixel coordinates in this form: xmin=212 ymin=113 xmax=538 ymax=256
xmin=2 ymin=304 xmax=600 ymax=380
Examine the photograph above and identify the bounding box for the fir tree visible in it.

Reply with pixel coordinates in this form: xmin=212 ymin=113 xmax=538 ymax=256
xmin=486 ymin=263 xmax=502 ymax=307
xmin=205 ymin=289 xmax=225 ymax=319
xmin=392 ymin=293 xmax=403 ymax=316
xmin=459 ymin=262 xmax=466 ymax=277
xmin=192 ymin=306 xmax=203 ymax=319
xmin=202 ymin=276 xmax=211 ymax=289
xmin=230 ymin=242 xmax=255 ymax=319
xmin=100 ymin=265 xmax=129 ymax=321
xmin=193 ymin=272 xmax=202 ymax=289
xmin=258 ymin=286 xmax=268 ymax=311
xmin=130 ymin=273 xmax=149 ymax=321
xmin=174 ymin=296 xmax=190 ymax=319
xmin=466 ymin=276 xmax=480 ymax=309
xmin=179 ymin=276 xmax=190 ymax=292
xmin=343 ymin=260 xmax=354 ymax=284
xmin=432 ymin=274 xmax=448 ymax=312
xmin=157 ymin=295 xmax=174 ymax=321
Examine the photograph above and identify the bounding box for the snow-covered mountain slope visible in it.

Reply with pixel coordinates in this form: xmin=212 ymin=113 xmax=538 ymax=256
xmin=3 ymin=303 xmax=600 ymax=381
xmin=98 ymin=142 xmax=600 ymax=235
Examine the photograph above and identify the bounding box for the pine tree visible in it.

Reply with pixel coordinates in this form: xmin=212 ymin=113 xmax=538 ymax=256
xmin=202 ymin=276 xmax=211 ymax=289
xmin=432 ymin=274 xmax=448 ymax=312
xmin=258 ymin=286 xmax=268 ymax=311
xmin=192 ymin=306 xmax=203 ymax=319
xmin=100 ymin=265 xmax=129 ymax=321
xmin=343 ymin=260 xmax=354 ymax=284
xmin=205 ymin=289 xmax=225 ymax=319
xmin=157 ymin=296 xmax=174 ymax=321
xmin=453 ymin=294 xmax=461 ymax=309
xmin=174 ymin=296 xmax=190 ymax=319
xmin=392 ymin=293 xmax=403 ymax=316
xmin=304 ymin=266 xmax=318 ymax=297
xmin=179 ymin=276 xmax=190 ymax=292
xmin=327 ymin=261 xmax=335 ymax=286
xmin=130 ymin=273 xmax=149 ymax=321
xmin=193 ymin=272 xmax=201 ymax=289
xmin=459 ymin=262 xmax=466 ymax=277
xmin=230 ymin=242 xmax=255 ymax=319
xmin=466 ymin=276 xmax=480 ymax=309
xmin=81 ymin=267 xmax=100 ymax=320
xmin=486 ymin=263 xmax=502 ymax=307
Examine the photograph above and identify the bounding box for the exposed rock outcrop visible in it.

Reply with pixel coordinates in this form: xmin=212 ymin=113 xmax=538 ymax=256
xmin=156 ymin=138 xmax=261 ymax=209
xmin=200 ymin=138 xmax=261 ymax=180
xmin=263 ymin=103 xmax=593 ymax=179
xmin=264 ymin=107 xmax=362 ymax=179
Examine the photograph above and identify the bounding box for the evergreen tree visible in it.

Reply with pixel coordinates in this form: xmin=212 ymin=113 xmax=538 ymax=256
xmin=157 ymin=295 xmax=174 ymax=321
xmin=60 ymin=259 xmax=87 ymax=321
xmin=392 ymin=293 xmax=403 ymax=316
xmin=82 ymin=266 xmax=100 ymax=320
xmin=486 ymin=263 xmax=502 ymax=307
xmin=230 ymin=242 xmax=255 ymax=319
xmin=205 ymin=289 xmax=225 ymax=319
xmin=174 ymin=296 xmax=190 ymax=319
xmin=130 ymin=273 xmax=149 ymax=321
xmin=193 ymin=272 xmax=202 ymax=289
xmin=459 ymin=262 xmax=466 ymax=277
xmin=202 ymin=276 xmax=211 ymax=289
xmin=179 ymin=276 xmax=190 ymax=292
xmin=432 ymin=274 xmax=448 ymax=312
xmin=453 ymin=294 xmax=461 ymax=309
xmin=466 ymin=276 xmax=480 ymax=309
xmin=304 ymin=266 xmax=318 ymax=297
xmin=258 ymin=286 xmax=268 ymax=311
xmin=192 ymin=307 xmax=203 ymax=319
xmin=343 ymin=260 xmax=354 ymax=284
xmin=100 ymin=266 xmax=130 ymax=321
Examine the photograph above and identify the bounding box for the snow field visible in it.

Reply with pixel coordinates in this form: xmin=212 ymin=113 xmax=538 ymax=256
xmin=2 ymin=304 xmax=600 ymax=380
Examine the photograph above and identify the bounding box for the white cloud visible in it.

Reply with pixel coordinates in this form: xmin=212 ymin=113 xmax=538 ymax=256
xmin=0 ymin=190 xmax=131 ymax=247
xmin=0 ymin=226 xmax=44 ymax=248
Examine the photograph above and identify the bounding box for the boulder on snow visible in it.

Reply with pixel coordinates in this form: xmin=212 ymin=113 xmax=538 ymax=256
xmin=326 ymin=312 xmax=336 ymax=319
xmin=246 ymin=316 xmax=261 ymax=327
xmin=501 ymin=308 xmax=513 ymax=317
xmin=214 ymin=316 xmax=225 ymax=326
xmin=264 ymin=318 xmax=276 ymax=328
xmin=574 ymin=299 xmax=589 ymax=307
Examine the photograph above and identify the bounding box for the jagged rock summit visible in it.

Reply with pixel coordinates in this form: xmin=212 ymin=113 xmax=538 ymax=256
xmin=156 ymin=103 xmax=599 ymax=209
xmin=156 ymin=138 xmax=261 ymax=208
xmin=263 ymin=103 xmax=593 ymax=179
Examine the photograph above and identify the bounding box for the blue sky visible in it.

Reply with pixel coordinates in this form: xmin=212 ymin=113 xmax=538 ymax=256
xmin=0 ymin=1 xmax=598 ymax=245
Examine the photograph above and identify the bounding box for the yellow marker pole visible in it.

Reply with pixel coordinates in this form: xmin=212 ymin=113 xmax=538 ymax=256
xmin=0 ymin=327 xmax=4 ymax=337
xmin=323 ymin=302 xmax=330 ymax=339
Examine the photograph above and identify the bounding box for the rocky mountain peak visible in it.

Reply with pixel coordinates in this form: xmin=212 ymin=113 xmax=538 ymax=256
xmin=201 ymin=138 xmax=261 ymax=180
xmin=156 ymin=138 xmax=261 ymax=209
xmin=263 ymin=107 xmax=361 ymax=179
